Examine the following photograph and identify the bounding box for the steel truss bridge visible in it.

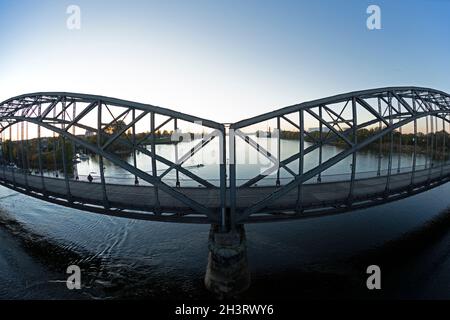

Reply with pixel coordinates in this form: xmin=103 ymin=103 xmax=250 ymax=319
xmin=1 ymin=87 xmax=450 ymax=230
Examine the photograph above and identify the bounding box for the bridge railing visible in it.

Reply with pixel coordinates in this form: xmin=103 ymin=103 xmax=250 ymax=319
xmin=0 ymin=93 xmax=227 ymax=225
xmin=1 ymin=87 xmax=450 ymax=224
xmin=5 ymin=161 xmax=449 ymax=187
xmin=229 ymin=87 xmax=450 ymax=223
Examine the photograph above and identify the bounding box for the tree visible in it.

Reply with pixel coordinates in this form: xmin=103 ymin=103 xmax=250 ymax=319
xmin=104 ymin=120 xmax=128 ymax=135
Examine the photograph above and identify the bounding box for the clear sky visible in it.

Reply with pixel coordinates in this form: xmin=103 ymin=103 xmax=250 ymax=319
xmin=1 ymin=0 xmax=449 ymax=124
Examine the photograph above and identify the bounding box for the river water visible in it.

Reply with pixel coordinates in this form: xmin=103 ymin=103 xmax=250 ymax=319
xmin=0 ymin=139 xmax=449 ymax=299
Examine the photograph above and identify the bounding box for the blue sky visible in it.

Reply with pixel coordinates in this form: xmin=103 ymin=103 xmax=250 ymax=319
xmin=0 ymin=0 xmax=449 ymax=123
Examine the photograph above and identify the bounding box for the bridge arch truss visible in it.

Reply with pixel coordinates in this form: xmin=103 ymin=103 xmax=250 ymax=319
xmin=229 ymin=87 xmax=450 ymax=223
xmin=0 ymin=87 xmax=449 ymax=227
xmin=0 ymin=93 xmax=227 ymax=224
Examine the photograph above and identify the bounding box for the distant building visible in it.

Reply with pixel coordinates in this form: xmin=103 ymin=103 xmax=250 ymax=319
xmin=85 ymin=130 xmax=95 ymax=137
xmin=41 ymin=138 xmax=49 ymax=150
xmin=308 ymin=127 xmax=331 ymax=133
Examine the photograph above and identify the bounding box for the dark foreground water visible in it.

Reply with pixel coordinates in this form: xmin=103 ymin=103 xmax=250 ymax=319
xmin=0 ymin=182 xmax=449 ymax=300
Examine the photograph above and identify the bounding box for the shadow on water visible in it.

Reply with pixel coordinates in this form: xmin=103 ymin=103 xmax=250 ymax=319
xmin=349 ymin=207 xmax=450 ymax=299
xmin=0 ymin=205 xmax=449 ymax=300
xmin=243 ymin=209 xmax=450 ymax=300
xmin=0 ymin=210 xmax=211 ymax=300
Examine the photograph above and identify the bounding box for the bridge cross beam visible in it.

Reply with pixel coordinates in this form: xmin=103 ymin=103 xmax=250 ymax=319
xmin=1 ymin=87 xmax=450 ymax=224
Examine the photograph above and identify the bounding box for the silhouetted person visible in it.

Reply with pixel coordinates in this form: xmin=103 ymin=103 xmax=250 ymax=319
xmin=87 ymin=174 xmax=93 ymax=183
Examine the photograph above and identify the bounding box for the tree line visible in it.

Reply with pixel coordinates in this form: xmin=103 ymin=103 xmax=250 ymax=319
xmin=279 ymin=127 xmax=450 ymax=160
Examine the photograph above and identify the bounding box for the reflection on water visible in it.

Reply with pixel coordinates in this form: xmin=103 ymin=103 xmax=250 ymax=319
xmin=70 ymin=139 xmax=431 ymax=186
xmin=0 ymin=179 xmax=450 ymax=299
xmin=0 ymin=138 xmax=449 ymax=299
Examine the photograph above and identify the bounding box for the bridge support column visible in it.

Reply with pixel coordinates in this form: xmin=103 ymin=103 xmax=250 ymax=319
xmin=205 ymin=224 xmax=250 ymax=297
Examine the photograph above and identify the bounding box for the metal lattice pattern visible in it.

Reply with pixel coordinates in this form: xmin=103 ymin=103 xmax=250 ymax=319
xmin=0 ymin=93 xmax=227 ymax=224
xmin=0 ymin=87 xmax=450 ymax=227
xmin=229 ymin=87 xmax=450 ymax=223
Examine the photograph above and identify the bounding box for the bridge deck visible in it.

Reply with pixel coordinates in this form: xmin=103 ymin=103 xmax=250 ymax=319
xmin=1 ymin=165 xmax=450 ymax=223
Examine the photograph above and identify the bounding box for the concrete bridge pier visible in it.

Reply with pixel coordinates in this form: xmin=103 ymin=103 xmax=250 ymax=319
xmin=204 ymin=224 xmax=250 ymax=297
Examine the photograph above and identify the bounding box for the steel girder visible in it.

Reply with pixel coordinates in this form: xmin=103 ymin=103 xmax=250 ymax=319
xmin=229 ymin=87 xmax=450 ymax=223
xmin=0 ymin=93 xmax=227 ymax=225
xmin=1 ymin=87 xmax=450 ymax=225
